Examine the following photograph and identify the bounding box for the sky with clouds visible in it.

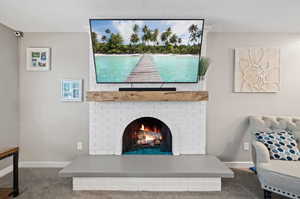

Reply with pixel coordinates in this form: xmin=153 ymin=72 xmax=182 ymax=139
xmin=90 ymin=19 xmax=204 ymax=45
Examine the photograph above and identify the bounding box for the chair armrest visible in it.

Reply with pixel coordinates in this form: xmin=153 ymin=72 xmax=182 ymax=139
xmin=252 ymin=141 xmax=270 ymax=165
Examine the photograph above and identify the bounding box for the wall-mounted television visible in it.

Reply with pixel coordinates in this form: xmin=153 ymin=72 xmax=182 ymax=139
xmin=89 ymin=19 xmax=204 ymax=83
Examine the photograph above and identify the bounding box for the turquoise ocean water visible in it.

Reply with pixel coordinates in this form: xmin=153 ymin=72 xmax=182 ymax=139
xmin=95 ymin=55 xmax=199 ymax=83
xmin=152 ymin=55 xmax=198 ymax=82
xmin=95 ymin=55 xmax=141 ymax=82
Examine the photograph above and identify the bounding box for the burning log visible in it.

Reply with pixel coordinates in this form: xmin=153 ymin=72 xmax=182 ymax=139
xmin=136 ymin=129 xmax=162 ymax=146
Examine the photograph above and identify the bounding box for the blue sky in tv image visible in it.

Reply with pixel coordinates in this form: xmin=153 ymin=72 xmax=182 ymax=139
xmin=90 ymin=19 xmax=204 ymax=46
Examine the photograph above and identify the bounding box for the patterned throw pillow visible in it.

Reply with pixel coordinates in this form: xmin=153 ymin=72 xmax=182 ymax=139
xmin=255 ymin=130 xmax=300 ymax=161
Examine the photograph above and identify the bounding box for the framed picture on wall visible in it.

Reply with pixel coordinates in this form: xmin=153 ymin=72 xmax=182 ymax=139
xmin=234 ymin=48 xmax=280 ymax=92
xmin=26 ymin=48 xmax=51 ymax=71
xmin=61 ymin=79 xmax=83 ymax=102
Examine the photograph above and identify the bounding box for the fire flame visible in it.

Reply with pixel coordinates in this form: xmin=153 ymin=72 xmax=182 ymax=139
xmin=140 ymin=124 xmax=160 ymax=133
xmin=136 ymin=123 xmax=162 ymax=145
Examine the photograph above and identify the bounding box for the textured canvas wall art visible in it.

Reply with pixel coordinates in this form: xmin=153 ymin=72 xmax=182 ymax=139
xmin=234 ymin=48 xmax=280 ymax=92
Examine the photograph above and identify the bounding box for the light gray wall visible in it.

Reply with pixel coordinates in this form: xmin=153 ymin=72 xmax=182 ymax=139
xmin=18 ymin=32 xmax=300 ymax=163
xmin=19 ymin=33 xmax=89 ymax=161
xmin=0 ymin=23 xmax=19 ymax=169
xmin=207 ymin=33 xmax=300 ymax=161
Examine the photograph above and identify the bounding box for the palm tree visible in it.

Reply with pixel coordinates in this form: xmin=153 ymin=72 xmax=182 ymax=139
xmin=141 ymin=34 xmax=147 ymax=45
xmin=91 ymin=32 xmax=98 ymax=52
xmin=188 ymin=24 xmax=199 ymax=44
xmin=160 ymin=27 xmax=172 ymax=46
xmin=160 ymin=32 xmax=168 ymax=45
xmin=130 ymin=24 xmax=140 ymax=46
xmin=195 ymin=30 xmax=202 ymax=41
xmin=152 ymin=29 xmax=159 ymax=46
xmin=133 ymin=24 xmax=139 ymax=33
xmin=166 ymin=27 xmax=172 ymax=38
xmin=91 ymin=32 xmax=97 ymax=46
xmin=142 ymin=25 xmax=149 ymax=34
xmin=170 ymin=34 xmax=178 ymax=46
xmin=178 ymin=38 xmax=182 ymax=45
xmin=107 ymin=33 xmax=123 ymax=49
xmin=147 ymin=30 xmax=152 ymax=45
xmin=130 ymin=33 xmax=139 ymax=45
xmin=101 ymin=35 xmax=107 ymax=43
xmin=142 ymin=25 xmax=149 ymax=45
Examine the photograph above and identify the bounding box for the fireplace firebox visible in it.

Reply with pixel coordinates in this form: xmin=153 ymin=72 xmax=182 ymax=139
xmin=122 ymin=117 xmax=172 ymax=155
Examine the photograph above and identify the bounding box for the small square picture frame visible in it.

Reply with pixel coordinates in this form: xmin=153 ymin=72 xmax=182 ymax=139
xmin=61 ymin=79 xmax=83 ymax=102
xmin=26 ymin=48 xmax=51 ymax=71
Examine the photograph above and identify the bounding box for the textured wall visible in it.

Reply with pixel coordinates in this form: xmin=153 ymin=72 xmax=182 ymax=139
xmin=207 ymin=33 xmax=300 ymax=161
xmin=0 ymin=23 xmax=19 ymax=170
xmin=19 ymin=33 xmax=89 ymax=161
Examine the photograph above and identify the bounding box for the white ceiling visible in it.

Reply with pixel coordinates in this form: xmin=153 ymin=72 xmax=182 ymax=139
xmin=1 ymin=0 xmax=300 ymax=32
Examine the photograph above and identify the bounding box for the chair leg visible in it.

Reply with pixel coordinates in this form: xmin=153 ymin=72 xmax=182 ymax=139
xmin=12 ymin=151 xmax=19 ymax=197
xmin=264 ymin=190 xmax=272 ymax=199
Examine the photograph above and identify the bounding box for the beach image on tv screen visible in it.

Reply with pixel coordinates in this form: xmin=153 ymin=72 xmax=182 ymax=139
xmin=90 ymin=19 xmax=204 ymax=83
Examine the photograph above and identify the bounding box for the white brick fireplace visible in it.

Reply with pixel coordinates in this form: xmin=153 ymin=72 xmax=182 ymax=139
xmin=88 ymin=27 xmax=209 ymax=156
xmin=89 ymin=100 xmax=207 ymax=155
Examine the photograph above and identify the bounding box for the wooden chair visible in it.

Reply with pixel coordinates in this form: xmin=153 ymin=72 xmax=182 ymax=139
xmin=0 ymin=147 xmax=19 ymax=198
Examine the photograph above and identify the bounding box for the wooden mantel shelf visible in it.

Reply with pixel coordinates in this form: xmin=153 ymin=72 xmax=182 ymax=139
xmin=86 ymin=91 xmax=208 ymax=102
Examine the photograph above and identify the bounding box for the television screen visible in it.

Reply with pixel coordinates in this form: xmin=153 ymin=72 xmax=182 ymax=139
xmin=90 ymin=19 xmax=204 ymax=83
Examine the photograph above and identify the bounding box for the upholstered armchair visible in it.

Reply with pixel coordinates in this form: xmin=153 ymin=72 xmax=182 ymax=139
xmin=249 ymin=116 xmax=300 ymax=199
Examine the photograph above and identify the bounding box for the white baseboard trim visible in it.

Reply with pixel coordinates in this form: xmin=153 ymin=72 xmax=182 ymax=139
xmin=19 ymin=161 xmax=70 ymax=168
xmin=0 ymin=161 xmax=70 ymax=176
xmin=224 ymin=161 xmax=254 ymax=168
xmin=0 ymin=165 xmax=13 ymax=177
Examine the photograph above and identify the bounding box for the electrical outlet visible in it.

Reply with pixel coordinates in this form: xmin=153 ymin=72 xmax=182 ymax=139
xmin=243 ymin=142 xmax=250 ymax=151
xmin=77 ymin=142 xmax=83 ymax=151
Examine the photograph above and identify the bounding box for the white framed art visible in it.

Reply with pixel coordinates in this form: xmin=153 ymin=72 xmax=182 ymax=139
xmin=26 ymin=48 xmax=51 ymax=71
xmin=234 ymin=48 xmax=280 ymax=92
xmin=61 ymin=79 xmax=83 ymax=102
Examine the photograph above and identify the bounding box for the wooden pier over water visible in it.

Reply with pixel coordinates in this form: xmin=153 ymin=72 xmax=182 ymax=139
xmin=126 ymin=54 xmax=162 ymax=82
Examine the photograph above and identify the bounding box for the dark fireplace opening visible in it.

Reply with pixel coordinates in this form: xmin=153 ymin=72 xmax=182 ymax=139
xmin=122 ymin=117 xmax=172 ymax=155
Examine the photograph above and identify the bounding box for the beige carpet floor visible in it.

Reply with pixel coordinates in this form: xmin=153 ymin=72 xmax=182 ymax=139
xmin=0 ymin=168 xmax=287 ymax=199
